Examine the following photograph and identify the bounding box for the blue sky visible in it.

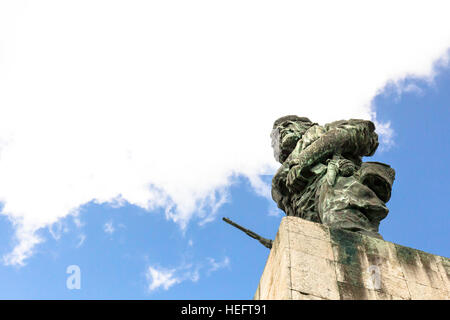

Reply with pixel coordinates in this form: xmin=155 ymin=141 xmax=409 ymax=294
xmin=0 ymin=175 xmax=279 ymax=299
xmin=0 ymin=1 xmax=449 ymax=299
xmin=0 ymin=65 xmax=449 ymax=299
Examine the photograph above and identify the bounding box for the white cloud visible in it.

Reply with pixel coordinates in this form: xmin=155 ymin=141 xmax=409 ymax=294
xmin=403 ymin=84 xmax=424 ymax=96
xmin=372 ymin=119 xmax=395 ymax=151
xmin=0 ymin=1 xmax=450 ymax=265
xmin=268 ymin=204 xmax=283 ymax=217
xmin=247 ymin=175 xmax=272 ymax=200
xmin=48 ymin=221 xmax=68 ymax=241
xmin=207 ymin=256 xmax=230 ymax=274
xmin=103 ymin=221 xmax=115 ymax=235
xmin=2 ymin=224 xmax=43 ymax=266
xmin=73 ymin=216 xmax=84 ymax=229
xmin=146 ymin=256 xmax=229 ymax=292
xmin=76 ymin=233 xmax=86 ymax=248
xmin=146 ymin=266 xmax=181 ymax=291
xmin=196 ymin=188 xmax=229 ymax=227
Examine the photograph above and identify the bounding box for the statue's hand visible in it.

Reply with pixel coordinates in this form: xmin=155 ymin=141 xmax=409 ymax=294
xmin=286 ymin=165 xmax=308 ymax=192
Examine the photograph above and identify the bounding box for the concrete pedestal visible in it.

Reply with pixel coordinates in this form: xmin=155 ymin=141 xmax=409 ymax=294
xmin=254 ymin=216 xmax=450 ymax=300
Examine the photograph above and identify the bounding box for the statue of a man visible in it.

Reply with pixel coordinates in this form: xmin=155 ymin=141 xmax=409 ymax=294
xmin=271 ymin=115 xmax=395 ymax=239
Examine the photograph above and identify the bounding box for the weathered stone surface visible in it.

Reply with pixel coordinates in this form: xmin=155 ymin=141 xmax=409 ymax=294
xmin=290 ymin=252 xmax=340 ymax=299
xmin=287 ymin=229 xmax=334 ymax=261
xmin=359 ymin=238 xmax=405 ymax=279
xmin=406 ymin=281 xmax=449 ymax=300
xmin=254 ymin=216 xmax=449 ymax=300
xmin=291 ymin=289 xmax=327 ymax=300
xmin=336 ymin=281 xmax=403 ymax=300
xmin=285 ymin=216 xmax=330 ymax=242
xmin=396 ymin=244 xmax=447 ymax=289
xmin=254 ymin=246 xmax=291 ymax=300
xmin=435 ymin=256 xmax=450 ymax=290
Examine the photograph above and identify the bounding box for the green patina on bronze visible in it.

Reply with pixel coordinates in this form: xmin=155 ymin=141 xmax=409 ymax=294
xmin=271 ymin=115 xmax=396 ymax=239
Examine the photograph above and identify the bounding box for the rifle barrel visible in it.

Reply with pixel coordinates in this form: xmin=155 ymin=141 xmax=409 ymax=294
xmin=222 ymin=217 xmax=273 ymax=249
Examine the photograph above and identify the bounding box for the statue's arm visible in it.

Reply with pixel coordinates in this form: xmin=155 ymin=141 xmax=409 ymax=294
xmin=286 ymin=119 xmax=379 ymax=190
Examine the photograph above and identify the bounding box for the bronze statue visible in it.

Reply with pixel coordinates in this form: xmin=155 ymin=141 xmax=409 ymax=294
xmin=223 ymin=115 xmax=395 ymax=247
xmin=271 ymin=115 xmax=395 ymax=239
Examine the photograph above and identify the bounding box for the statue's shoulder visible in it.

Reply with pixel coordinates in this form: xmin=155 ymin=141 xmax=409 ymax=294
xmin=324 ymin=119 xmax=376 ymax=131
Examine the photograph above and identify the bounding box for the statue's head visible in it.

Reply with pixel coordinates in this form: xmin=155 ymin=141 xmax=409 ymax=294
xmin=271 ymin=115 xmax=315 ymax=163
